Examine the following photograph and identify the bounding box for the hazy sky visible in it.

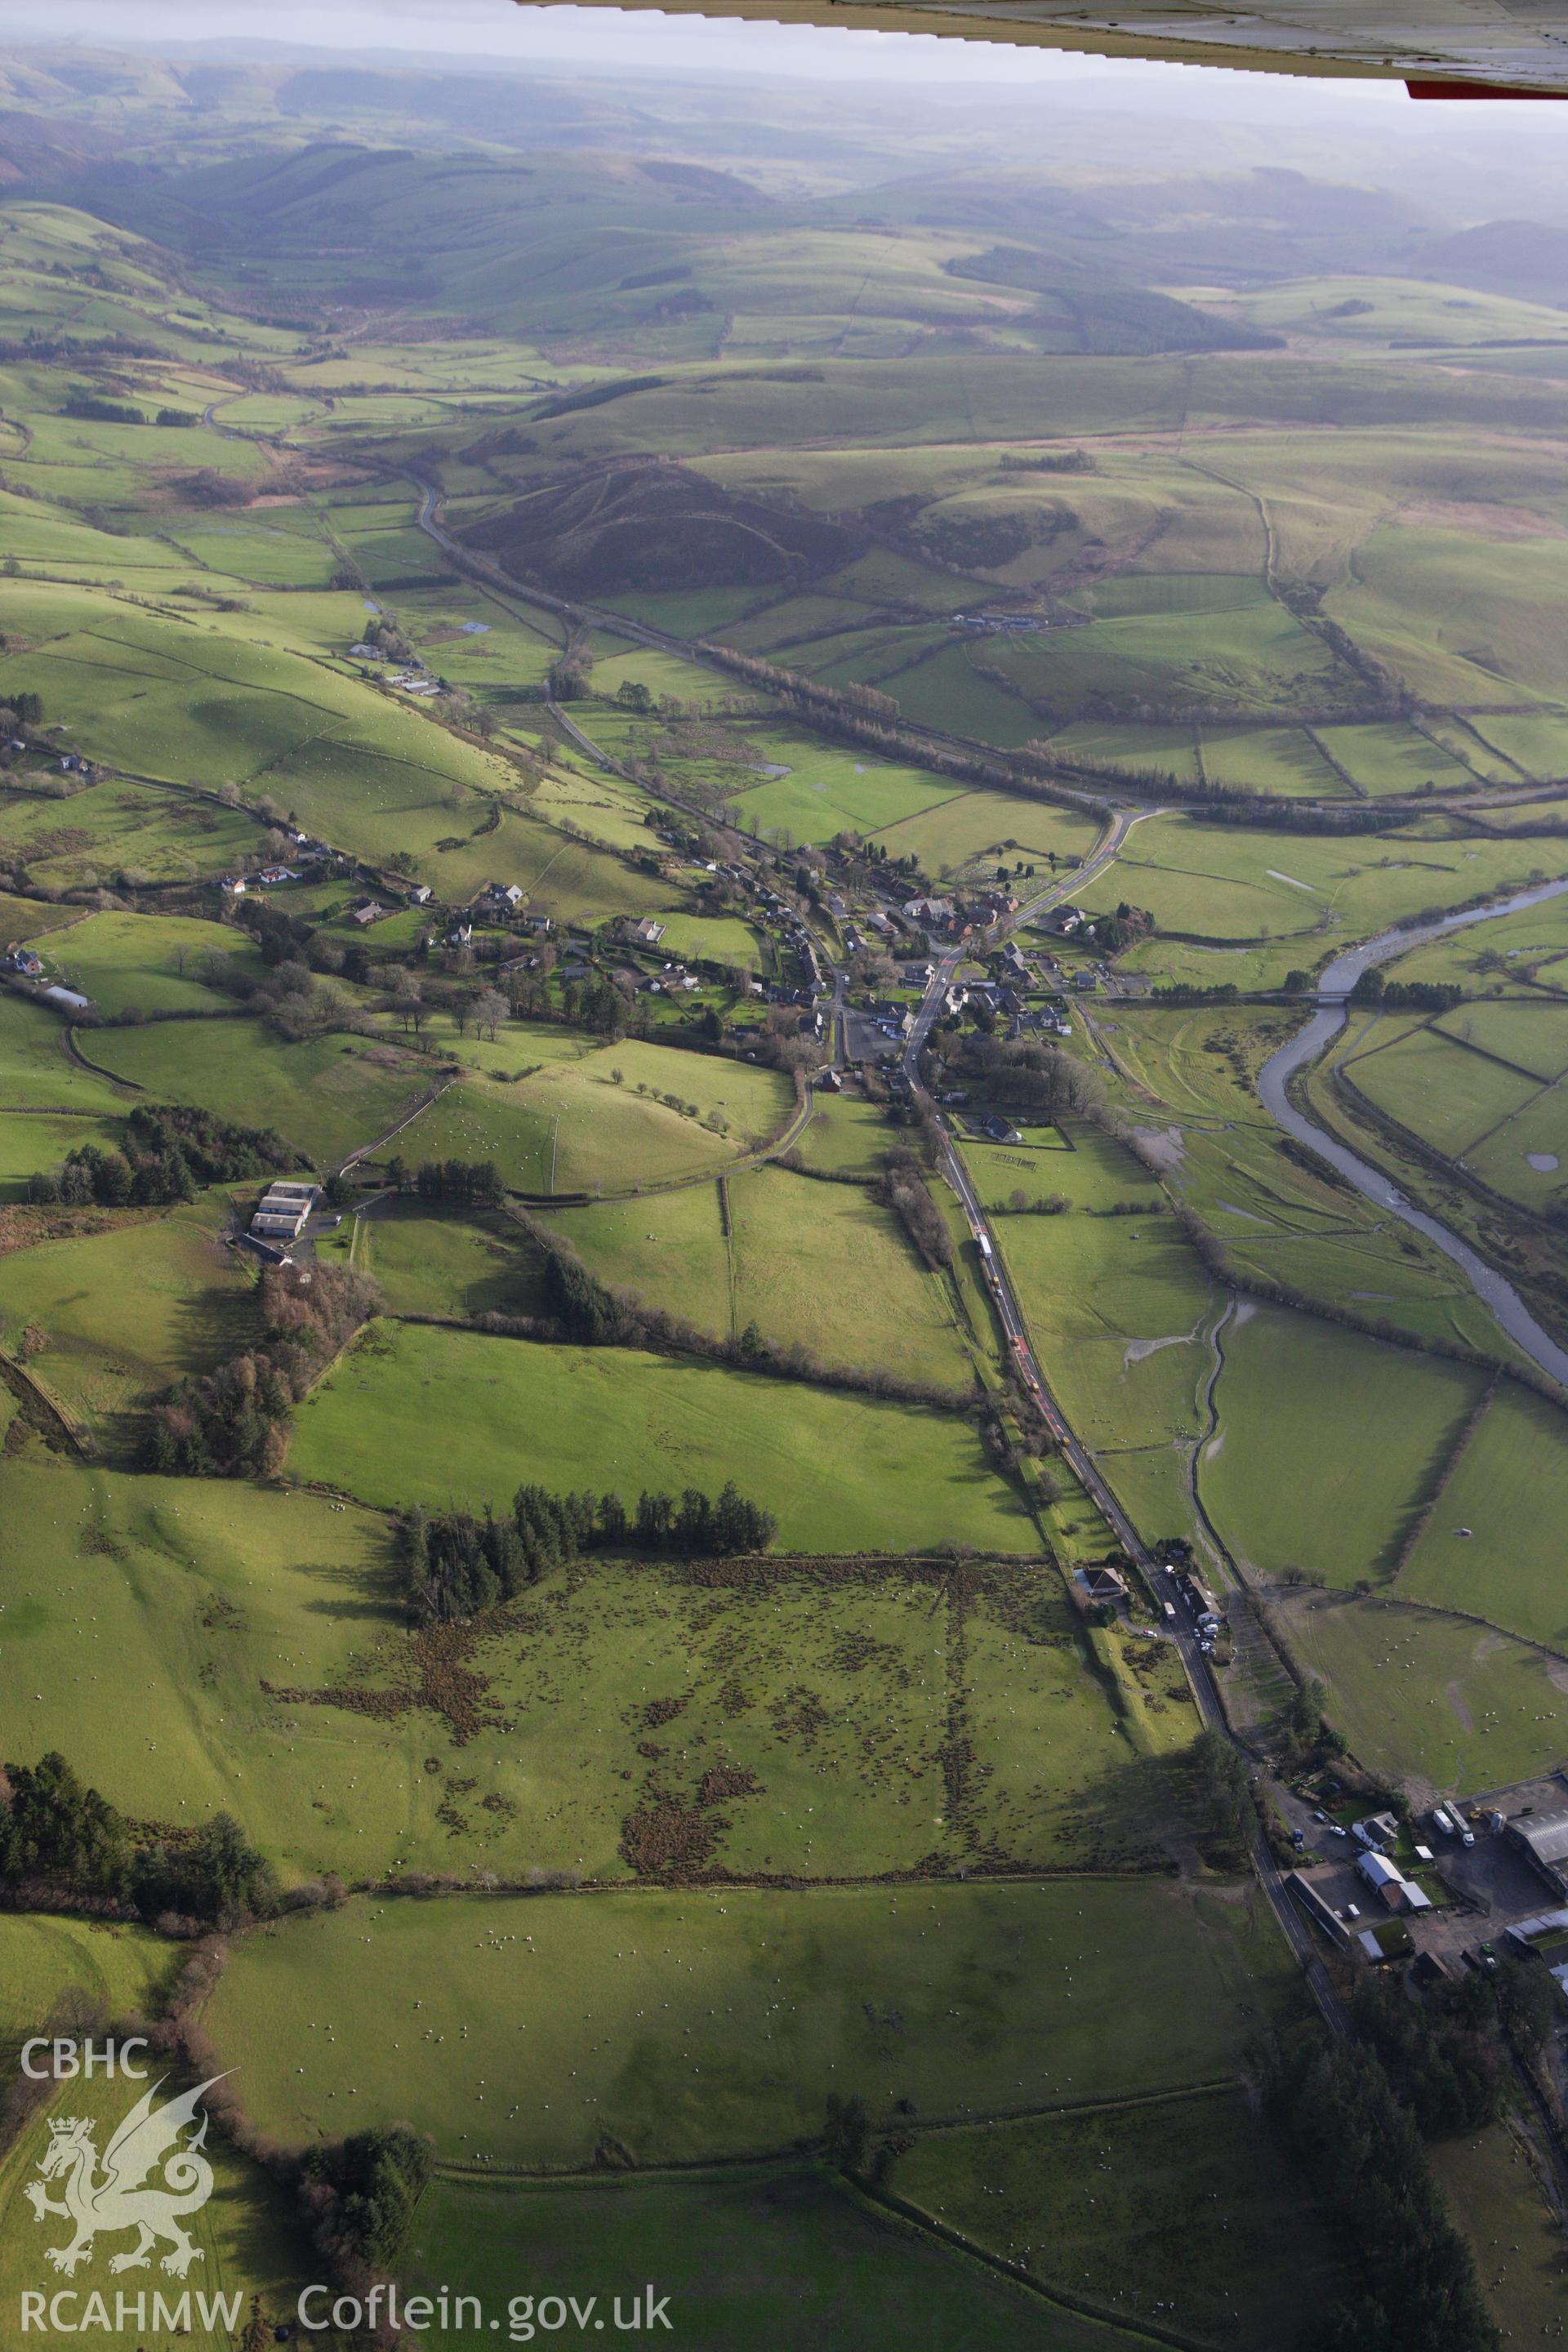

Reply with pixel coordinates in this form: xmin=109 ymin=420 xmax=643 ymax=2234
xmin=0 ymin=0 xmax=1415 ymax=99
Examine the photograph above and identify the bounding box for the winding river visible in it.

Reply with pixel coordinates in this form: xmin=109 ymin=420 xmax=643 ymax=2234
xmin=1256 ymin=876 xmax=1568 ymax=1388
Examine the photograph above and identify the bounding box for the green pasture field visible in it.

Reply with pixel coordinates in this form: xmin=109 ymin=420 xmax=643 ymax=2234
xmin=728 ymin=1166 xmax=975 ymax=1389
xmin=604 ymin=586 xmax=764 ymax=636
xmin=404 ymin=2168 xmax=1145 ymax=2352
xmin=956 ymin=1125 xmax=1141 ymax=1218
xmin=889 ymin=2087 xmax=1348 ymax=2352
xmin=0 ymin=487 xmax=202 ymax=580
xmin=243 ymin=587 xmax=418 ymax=659
xmin=586 ymin=647 xmax=744 ymax=711
xmin=1049 ymin=724 xmax=1203 ymax=786
xmin=309 ymin=1548 xmax=1169 ymax=1880
xmin=0 ymin=1443 xmax=1153 ymax=1884
xmin=1195 ymin=1178 xmax=1511 ymax=1358
xmin=543 ymin=1184 xmax=733 ymax=1334
xmin=1075 ymin=845 xmax=1321 ymax=943
xmin=1076 ymin=817 xmax=1568 ymax=946
xmin=546 ymin=1165 xmax=973 ymax=1392
xmin=87 ymin=1019 xmax=430 ymax=1169
xmin=292 ymin=1321 xmax=1034 ymax=1552
xmin=0 ymin=1111 xmax=128 ymax=1198
xmin=1312 ymin=720 xmax=1479 ymax=797
xmin=0 ymin=2069 xmax=332 ymax=2350
xmin=1325 ymin=525 xmax=1568 ymax=709
xmin=0 ymin=1204 xmax=253 ymax=1449
xmin=871 ymin=789 xmax=1098 ymax=878
xmin=875 ymin=645 xmax=1036 ymax=748
xmin=651 ymin=358 xmax=1193 ymax=467
xmin=167 ymin=514 xmax=341 ymax=589
xmin=1219 ymin=274 xmax=1568 ymax=348
xmin=1465 ymin=710 xmax=1568 ymax=781
xmin=1196 ymin=725 xmax=1348 ymax=798
xmin=767 ymin=619 xmax=940 ymax=684
xmin=996 ymin=1208 xmax=1218 ymax=1462
xmin=0 ymin=776 xmax=261 ymax=892
xmin=1081 ymin=574 xmax=1273 ymax=620
xmin=1398 ymin=1384 xmax=1568 ymax=1649
xmin=418 ymin=801 xmax=670 ymax=924
xmin=641 ymin=911 xmax=765 ymax=967
xmin=1343 ymin=1021 xmax=1543 ymax=1159
xmin=787 ymin=1093 xmax=898 ymax=1176
xmin=1085 ymin=1442 xmax=1202 ymax=1569
xmin=0 ymin=1914 xmax=172 ymax=2049
xmin=0 ymin=582 xmax=539 ymax=886
xmin=1419 ymin=716 xmax=1525 ymax=786
xmin=390 ymin=1039 xmax=791 ymax=1196
xmin=0 ymin=991 xmax=127 ymax=1115
xmin=375 ymin=1012 xmax=584 ymax=1080
xmin=0 ymin=1454 xmax=430 ymax=1879
xmin=577 ymin=703 xmax=754 ymax=779
xmin=1099 ymin=1005 xmax=1299 ymax=1129
xmin=1434 ymin=1000 xmax=1568 ymax=1083
xmin=321 ymin=1200 xmax=546 ymax=1320
xmin=336 ymin=524 xmax=448 ymax=586
xmin=526 ymin=766 xmax=662 ymax=858
xmin=24 ymin=909 xmax=263 ymax=1018
xmin=831 ymin=546 xmax=982 ymax=611
xmin=1279 ymin=1590 xmax=1568 ymax=1794
xmin=720 ymin=593 xmax=887 ymax=658
xmin=1464 ymin=1088 xmax=1568 ymax=1208
xmin=0 ymin=893 xmax=80 ymax=948
xmin=996 ymin=602 xmax=1342 ymax=728
xmin=1291 ymin=1040 xmax=1568 ymax=1362
xmin=315 ymin=901 xmax=432 ymax=955
xmin=1200 ymin=1304 xmax=1486 ymax=1588
xmin=1112 ymin=937 xmax=1311 ymax=991
xmin=1432 ymin=2127 xmax=1568 ymax=2348
xmin=1388 ymin=896 xmax=1568 ymax=991
xmin=203 ymin=1877 xmax=1290 ymax=2169
xmin=723 ymin=742 xmax=958 ymax=848
xmin=205 ymin=391 xmax=330 ymax=433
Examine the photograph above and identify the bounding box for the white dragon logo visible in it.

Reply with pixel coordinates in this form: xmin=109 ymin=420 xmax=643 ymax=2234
xmin=24 ymin=2076 xmax=228 ymax=2278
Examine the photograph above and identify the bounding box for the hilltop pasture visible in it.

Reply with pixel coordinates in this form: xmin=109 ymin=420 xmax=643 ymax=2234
xmin=0 ymin=2068 xmax=332 ymax=2349
xmin=290 ymin=1321 xmax=1032 ymax=1552
xmin=403 ymin=2170 xmax=1137 ymax=2352
xmin=1075 ymin=819 xmax=1568 ymax=946
xmin=203 ymin=1878 xmax=1292 ymax=2170
xmin=390 ymin=1036 xmax=795 ymax=1195
xmin=0 ymin=1450 xmax=1161 ymax=1886
xmin=1398 ymin=1384 xmax=1568 ymax=1649
xmin=1201 ymin=1307 xmax=1485 ymax=1589
xmin=87 ymin=1018 xmax=431 ymax=1169
xmin=889 ymin=2089 xmax=1349 ymax=2352
xmin=0 ymin=1202 xmax=254 ymax=1448
xmin=0 ymin=1914 xmax=172 ymax=2050
xmin=24 ymin=908 xmax=263 ymax=1016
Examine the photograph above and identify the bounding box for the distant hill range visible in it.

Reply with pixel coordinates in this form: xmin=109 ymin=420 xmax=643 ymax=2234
xmin=3 ymin=38 xmax=1568 ymax=335
xmin=1411 ymin=219 xmax=1568 ymax=303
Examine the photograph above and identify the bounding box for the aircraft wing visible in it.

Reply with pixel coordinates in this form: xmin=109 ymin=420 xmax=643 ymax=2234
xmin=513 ymin=0 xmax=1568 ymax=96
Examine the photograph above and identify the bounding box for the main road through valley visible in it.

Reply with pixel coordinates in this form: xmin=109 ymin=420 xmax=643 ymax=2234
xmin=408 ymin=464 xmax=1349 ymax=2034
